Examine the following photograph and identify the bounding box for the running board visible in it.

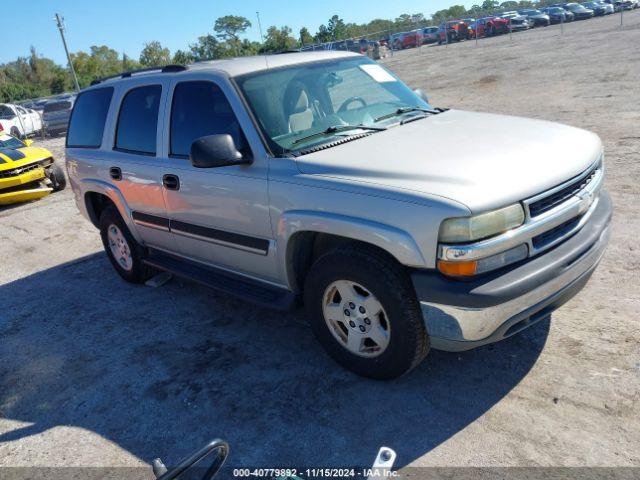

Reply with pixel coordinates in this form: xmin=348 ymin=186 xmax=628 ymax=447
xmin=143 ymin=250 xmax=296 ymax=311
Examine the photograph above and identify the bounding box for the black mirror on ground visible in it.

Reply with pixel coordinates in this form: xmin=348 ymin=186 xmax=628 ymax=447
xmin=190 ymin=134 xmax=251 ymax=168
xmin=414 ymin=89 xmax=430 ymax=105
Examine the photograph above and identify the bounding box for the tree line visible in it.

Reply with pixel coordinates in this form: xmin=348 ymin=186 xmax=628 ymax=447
xmin=1 ymin=2 xmax=544 ymax=102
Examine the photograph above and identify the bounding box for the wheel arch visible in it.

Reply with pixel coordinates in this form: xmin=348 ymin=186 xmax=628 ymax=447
xmin=81 ymin=180 xmax=141 ymax=242
xmin=278 ymin=210 xmax=427 ymax=293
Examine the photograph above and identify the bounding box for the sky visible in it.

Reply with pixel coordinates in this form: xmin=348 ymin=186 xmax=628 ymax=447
xmin=5 ymin=0 xmax=476 ymax=65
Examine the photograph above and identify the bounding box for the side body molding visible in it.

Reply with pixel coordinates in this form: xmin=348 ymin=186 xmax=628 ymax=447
xmin=277 ymin=209 xmax=427 ymax=290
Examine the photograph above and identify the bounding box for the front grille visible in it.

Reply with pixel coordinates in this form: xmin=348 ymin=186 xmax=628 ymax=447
xmin=529 ymin=166 xmax=598 ymax=218
xmin=532 ymin=215 xmax=581 ymax=250
xmin=0 ymin=162 xmax=43 ymax=179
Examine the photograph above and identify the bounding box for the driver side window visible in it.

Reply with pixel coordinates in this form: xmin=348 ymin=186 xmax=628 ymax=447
xmin=170 ymin=81 xmax=248 ymax=158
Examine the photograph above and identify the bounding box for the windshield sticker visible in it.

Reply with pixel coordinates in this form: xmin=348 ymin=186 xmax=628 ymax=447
xmin=360 ymin=64 xmax=397 ymax=83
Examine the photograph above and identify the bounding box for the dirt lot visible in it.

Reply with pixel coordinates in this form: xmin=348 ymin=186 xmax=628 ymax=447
xmin=1 ymin=12 xmax=639 ymax=476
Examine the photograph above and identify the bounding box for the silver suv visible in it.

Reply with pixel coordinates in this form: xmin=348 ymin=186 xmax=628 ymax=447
xmin=66 ymin=52 xmax=611 ymax=379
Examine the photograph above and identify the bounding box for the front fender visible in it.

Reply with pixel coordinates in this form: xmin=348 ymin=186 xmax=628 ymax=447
xmin=277 ymin=210 xmax=427 ymax=289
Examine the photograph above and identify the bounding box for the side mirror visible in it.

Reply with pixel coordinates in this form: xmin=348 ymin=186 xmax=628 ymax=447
xmin=23 ymin=139 xmax=34 ymax=147
xmin=189 ymin=134 xmax=251 ymax=169
xmin=414 ymin=88 xmax=430 ymax=105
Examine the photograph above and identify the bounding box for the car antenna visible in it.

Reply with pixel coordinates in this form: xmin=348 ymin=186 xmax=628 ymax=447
xmin=256 ymin=11 xmax=270 ymax=70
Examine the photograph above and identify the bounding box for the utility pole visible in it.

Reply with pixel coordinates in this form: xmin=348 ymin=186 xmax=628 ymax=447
xmin=256 ymin=11 xmax=265 ymax=43
xmin=54 ymin=13 xmax=80 ymax=92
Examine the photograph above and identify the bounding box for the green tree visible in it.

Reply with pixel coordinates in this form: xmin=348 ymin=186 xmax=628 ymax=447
xmin=213 ymin=15 xmax=252 ymax=56
xmin=482 ymin=0 xmax=500 ymax=10
xmin=189 ymin=34 xmax=223 ymax=61
xmin=315 ymin=24 xmax=331 ymax=43
xmin=139 ymin=41 xmax=171 ymax=67
xmin=214 ymin=15 xmax=252 ymax=42
xmin=395 ymin=14 xmax=413 ymax=29
xmin=299 ymin=27 xmax=313 ymax=46
xmin=261 ymin=26 xmax=298 ymax=53
xmin=172 ymin=49 xmax=195 ymax=64
xmin=500 ymin=1 xmax=519 ymax=10
xmin=327 ymin=15 xmax=347 ymax=40
xmin=71 ymin=45 xmax=121 ymax=87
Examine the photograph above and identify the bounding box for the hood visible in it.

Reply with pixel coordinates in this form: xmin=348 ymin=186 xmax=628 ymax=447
xmin=0 ymin=146 xmax=52 ymax=170
xmin=295 ymin=110 xmax=601 ymax=213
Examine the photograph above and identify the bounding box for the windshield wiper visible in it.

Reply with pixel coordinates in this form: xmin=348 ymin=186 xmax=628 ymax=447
xmin=373 ymin=106 xmax=439 ymax=123
xmin=292 ymin=124 xmax=386 ymax=146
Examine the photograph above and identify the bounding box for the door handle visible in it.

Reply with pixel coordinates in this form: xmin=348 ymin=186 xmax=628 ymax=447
xmin=163 ymin=174 xmax=180 ymax=191
xmin=109 ymin=167 xmax=122 ymax=181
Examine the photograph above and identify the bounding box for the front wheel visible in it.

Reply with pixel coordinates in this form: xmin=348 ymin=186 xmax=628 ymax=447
xmin=304 ymin=244 xmax=429 ymax=379
xmin=47 ymin=162 xmax=67 ymax=192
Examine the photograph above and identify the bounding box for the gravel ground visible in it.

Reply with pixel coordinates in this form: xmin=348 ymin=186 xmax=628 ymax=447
xmin=1 ymin=12 xmax=639 ymax=476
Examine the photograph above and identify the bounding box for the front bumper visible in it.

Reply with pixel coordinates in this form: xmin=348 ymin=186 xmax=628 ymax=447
xmin=0 ymin=166 xmax=52 ymax=205
xmin=0 ymin=185 xmax=52 ymax=205
xmin=412 ymin=190 xmax=612 ymax=351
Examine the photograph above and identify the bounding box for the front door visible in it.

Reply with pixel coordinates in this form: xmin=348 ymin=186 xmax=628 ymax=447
xmin=16 ymin=106 xmax=34 ymax=135
xmin=159 ymin=77 xmax=277 ymax=284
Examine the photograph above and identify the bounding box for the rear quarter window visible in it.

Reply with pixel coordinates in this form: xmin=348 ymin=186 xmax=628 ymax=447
xmin=67 ymin=88 xmax=113 ymax=148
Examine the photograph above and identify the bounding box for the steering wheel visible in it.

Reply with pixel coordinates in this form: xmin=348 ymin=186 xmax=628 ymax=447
xmin=338 ymin=96 xmax=368 ymax=113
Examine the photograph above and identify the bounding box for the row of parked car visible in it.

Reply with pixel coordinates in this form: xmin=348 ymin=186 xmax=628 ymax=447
xmin=389 ymin=0 xmax=634 ymax=48
xmin=1 ymin=93 xmax=76 ymax=138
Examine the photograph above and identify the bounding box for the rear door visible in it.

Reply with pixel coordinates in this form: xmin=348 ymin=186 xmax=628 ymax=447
xmin=102 ymin=80 xmax=177 ymax=252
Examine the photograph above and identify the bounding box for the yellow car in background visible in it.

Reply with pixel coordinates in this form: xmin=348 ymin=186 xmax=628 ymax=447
xmin=0 ymin=133 xmax=66 ymax=205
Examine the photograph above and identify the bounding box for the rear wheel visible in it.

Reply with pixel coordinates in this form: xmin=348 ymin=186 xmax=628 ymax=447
xmin=304 ymin=244 xmax=429 ymax=379
xmin=10 ymin=127 xmax=22 ymax=139
xmin=99 ymin=205 xmax=151 ymax=284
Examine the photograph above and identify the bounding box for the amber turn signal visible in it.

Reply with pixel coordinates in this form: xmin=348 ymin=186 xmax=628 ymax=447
xmin=437 ymin=260 xmax=478 ymax=277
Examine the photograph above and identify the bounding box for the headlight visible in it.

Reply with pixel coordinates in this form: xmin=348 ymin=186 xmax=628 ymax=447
xmin=438 ymin=203 xmax=525 ymax=243
xmin=438 ymin=244 xmax=528 ymax=277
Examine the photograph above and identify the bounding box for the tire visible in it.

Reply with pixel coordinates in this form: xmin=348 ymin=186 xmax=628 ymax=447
xmin=303 ymin=244 xmax=429 ymax=379
xmin=10 ymin=127 xmax=22 ymax=139
xmin=99 ymin=205 xmax=151 ymax=284
xmin=47 ymin=162 xmax=67 ymax=192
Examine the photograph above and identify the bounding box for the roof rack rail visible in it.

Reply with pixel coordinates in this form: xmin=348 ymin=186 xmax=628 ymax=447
xmin=90 ymin=64 xmax=188 ymax=86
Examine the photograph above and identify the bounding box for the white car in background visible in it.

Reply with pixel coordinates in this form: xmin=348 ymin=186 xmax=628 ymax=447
xmin=0 ymin=103 xmax=43 ymax=138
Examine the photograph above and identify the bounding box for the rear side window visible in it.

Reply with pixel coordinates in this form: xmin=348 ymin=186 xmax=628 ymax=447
xmin=67 ymin=88 xmax=113 ymax=148
xmin=115 ymin=85 xmax=162 ymax=155
xmin=44 ymin=101 xmax=72 ymax=113
xmin=170 ymin=81 xmax=247 ymax=158
xmin=0 ymin=105 xmax=16 ymax=119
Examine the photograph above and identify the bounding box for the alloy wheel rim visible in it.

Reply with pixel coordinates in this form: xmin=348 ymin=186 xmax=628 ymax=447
xmin=322 ymin=280 xmax=390 ymax=358
xmin=107 ymin=224 xmax=133 ymax=272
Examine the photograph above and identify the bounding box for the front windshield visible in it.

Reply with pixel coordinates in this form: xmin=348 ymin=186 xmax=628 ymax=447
xmin=235 ymin=57 xmax=431 ymax=153
xmin=0 ymin=133 xmax=25 ymax=149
